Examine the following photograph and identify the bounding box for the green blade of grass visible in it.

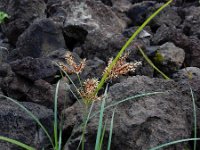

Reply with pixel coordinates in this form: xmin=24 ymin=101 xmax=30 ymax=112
xmin=77 ymin=101 xmax=95 ymax=150
xmin=90 ymin=92 xmax=165 ymax=120
xmin=95 ymin=85 xmax=108 ymax=150
xmin=55 ymin=62 xmax=82 ymax=104
xmin=150 ymin=138 xmax=200 ymax=150
xmin=107 ymin=107 xmax=117 ymax=150
xmin=138 ymin=46 xmax=170 ymax=80
xmin=94 ymin=0 xmax=173 ymax=95
xmin=58 ymin=121 xmax=63 ymax=150
xmin=99 ymin=120 xmax=107 ymax=150
xmin=0 ymin=95 xmax=54 ymax=148
xmin=190 ymin=87 xmax=197 ymax=150
xmin=0 ymin=136 xmax=35 ymax=150
xmin=54 ymin=80 xmax=60 ymax=149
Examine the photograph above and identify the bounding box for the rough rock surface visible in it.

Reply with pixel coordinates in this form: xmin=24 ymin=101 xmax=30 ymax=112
xmin=0 ymin=99 xmax=53 ymax=149
xmin=152 ymin=42 xmax=185 ymax=74
xmin=8 ymin=18 xmax=66 ymax=60
xmin=172 ymin=67 xmax=200 ymax=149
xmin=63 ymin=76 xmax=193 ymax=150
xmin=0 ymin=0 xmax=46 ymax=44
xmin=58 ymin=0 xmax=126 ymax=59
xmin=9 ymin=57 xmax=60 ymax=82
xmin=151 ymin=24 xmax=200 ymax=68
xmin=182 ymin=6 xmax=200 ymax=37
xmin=0 ymin=65 xmax=55 ymax=108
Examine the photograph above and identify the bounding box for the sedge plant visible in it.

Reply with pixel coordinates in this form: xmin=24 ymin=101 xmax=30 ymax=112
xmin=0 ymin=0 xmax=177 ymax=149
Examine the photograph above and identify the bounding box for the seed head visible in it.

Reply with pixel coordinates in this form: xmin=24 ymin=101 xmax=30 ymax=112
xmin=103 ymin=52 xmax=142 ymax=79
xmin=79 ymin=78 xmax=100 ymax=104
xmin=59 ymin=52 xmax=86 ymax=74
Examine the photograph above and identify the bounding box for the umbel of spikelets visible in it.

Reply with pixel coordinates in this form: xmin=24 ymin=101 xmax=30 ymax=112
xmin=103 ymin=52 xmax=142 ymax=80
xmin=58 ymin=51 xmax=141 ymax=105
xmin=59 ymin=52 xmax=86 ymax=74
xmin=78 ymin=78 xmax=100 ymax=105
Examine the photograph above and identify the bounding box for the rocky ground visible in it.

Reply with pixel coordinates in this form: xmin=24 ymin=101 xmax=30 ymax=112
xmin=0 ymin=0 xmax=200 ymax=149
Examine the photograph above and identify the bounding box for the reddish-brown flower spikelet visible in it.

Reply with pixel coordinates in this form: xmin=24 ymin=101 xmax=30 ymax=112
xmin=79 ymin=78 xmax=100 ymax=104
xmin=103 ymin=52 xmax=142 ymax=79
xmin=59 ymin=52 xmax=86 ymax=74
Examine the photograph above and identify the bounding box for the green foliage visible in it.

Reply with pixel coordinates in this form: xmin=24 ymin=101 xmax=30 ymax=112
xmin=0 ymin=136 xmax=35 ymax=150
xmin=150 ymin=138 xmax=200 ymax=150
xmin=95 ymin=85 xmax=107 ymax=150
xmin=138 ymin=46 xmax=170 ymax=80
xmin=153 ymin=52 xmax=164 ymax=64
xmin=190 ymin=87 xmax=197 ymax=150
xmin=0 ymin=11 xmax=8 ymax=24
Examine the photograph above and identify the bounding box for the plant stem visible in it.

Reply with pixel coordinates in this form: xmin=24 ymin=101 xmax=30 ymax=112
xmin=94 ymin=0 xmax=173 ymax=96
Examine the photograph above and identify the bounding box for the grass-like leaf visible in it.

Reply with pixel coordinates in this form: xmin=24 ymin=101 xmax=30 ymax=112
xmin=90 ymin=92 xmax=165 ymax=120
xmin=54 ymin=80 xmax=60 ymax=149
xmin=55 ymin=62 xmax=82 ymax=105
xmin=99 ymin=120 xmax=107 ymax=150
xmin=76 ymin=101 xmax=95 ymax=150
xmin=107 ymin=107 xmax=117 ymax=150
xmin=0 ymin=95 xmax=54 ymax=149
xmin=190 ymin=87 xmax=197 ymax=150
xmin=138 ymin=46 xmax=170 ymax=80
xmin=0 ymin=136 xmax=35 ymax=150
xmin=149 ymin=138 xmax=200 ymax=150
xmin=95 ymin=85 xmax=108 ymax=150
xmin=94 ymin=0 xmax=173 ymax=95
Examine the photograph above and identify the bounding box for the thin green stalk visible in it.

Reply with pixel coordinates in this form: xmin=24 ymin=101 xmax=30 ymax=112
xmin=150 ymin=138 xmax=200 ymax=150
xmin=77 ymin=73 xmax=83 ymax=89
xmin=76 ymin=101 xmax=95 ymax=150
xmin=94 ymin=0 xmax=173 ymax=95
xmin=55 ymin=62 xmax=81 ymax=104
xmin=0 ymin=136 xmax=35 ymax=150
xmin=99 ymin=120 xmax=107 ymax=150
xmin=95 ymin=85 xmax=108 ymax=150
xmin=81 ymin=107 xmax=89 ymax=150
xmin=190 ymin=87 xmax=197 ymax=150
xmin=65 ymin=82 xmax=81 ymax=104
xmin=54 ymin=81 xmax=60 ymax=149
xmin=90 ymin=92 xmax=165 ymax=120
xmin=0 ymin=95 xmax=54 ymax=149
xmin=138 ymin=46 xmax=170 ymax=80
xmin=107 ymin=108 xmax=117 ymax=150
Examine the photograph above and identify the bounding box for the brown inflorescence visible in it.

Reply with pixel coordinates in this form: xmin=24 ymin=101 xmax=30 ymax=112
xmin=78 ymin=78 xmax=100 ymax=105
xmin=103 ymin=52 xmax=142 ymax=80
xmin=59 ymin=52 xmax=86 ymax=74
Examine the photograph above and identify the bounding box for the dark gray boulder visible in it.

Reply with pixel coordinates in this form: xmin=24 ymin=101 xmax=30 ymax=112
xmin=60 ymin=0 xmax=126 ymax=59
xmin=0 ymin=0 xmax=46 ymax=45
xmin=63 ymin=76 xmax=193 ymax=150
xmin=0 ymin=99 xmax=53 ymax=149
xmin=152 ymin=42 xmax=185 ymax=74
xmin=9 ymin=57 xmax=60 ymax=82
xmin=172 ymin=67 xmax=200 ymax=149
xmin=182 ymin=6 xmax=200 ymax=37
xmin=0 ymin=62 xmax=55 ymax=108
xmin=8 ymin=18 xmax=66 ymax=61
xmin=151 ymin=24 xmax=200 ymax=68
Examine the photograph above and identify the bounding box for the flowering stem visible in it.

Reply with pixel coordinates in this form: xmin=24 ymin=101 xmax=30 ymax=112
xmin=93 ymin=0 xmax=173 ymax=96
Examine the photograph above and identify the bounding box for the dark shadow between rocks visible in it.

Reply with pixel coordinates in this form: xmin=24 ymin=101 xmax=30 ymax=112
xmin=63 ymin=25 xmax=88 ymax=50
